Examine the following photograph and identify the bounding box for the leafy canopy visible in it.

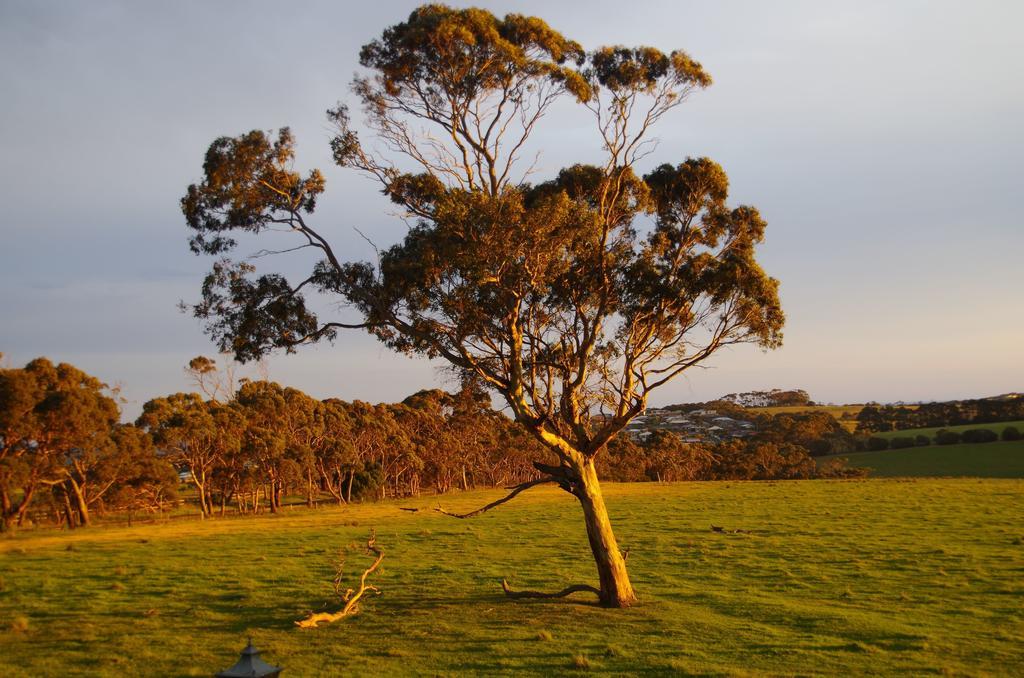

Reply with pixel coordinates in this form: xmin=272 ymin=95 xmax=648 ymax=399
xmin=182 ymin=4 xmax=783 ymax=462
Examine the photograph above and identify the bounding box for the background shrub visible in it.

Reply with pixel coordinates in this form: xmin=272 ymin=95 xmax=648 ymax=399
xmin=867 ymin=436 xmax=890 ymax=451
xmin=890 ymin=437 xmax=916 ymax=449
xmin=1002 ymin=426 xmax=1022 ymax=441
xmin=935 ymin=429 xmax=962 ymax=445
xmin=915 ymin=434 xmax=931 ymax=446
xmin=961 ymin=429 xmax=999 ymax=444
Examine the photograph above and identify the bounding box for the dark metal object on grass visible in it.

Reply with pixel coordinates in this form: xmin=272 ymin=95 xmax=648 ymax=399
xmin=215 ymin=638 xmax=282 ymax=678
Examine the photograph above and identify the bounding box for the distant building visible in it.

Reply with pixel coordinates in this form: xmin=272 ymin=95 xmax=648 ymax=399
xmin=624 ymin=405 xmax=757 ymax=443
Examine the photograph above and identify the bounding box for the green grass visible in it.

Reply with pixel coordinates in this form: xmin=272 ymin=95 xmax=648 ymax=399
xmin=2 ymin=481 xmax=1023 ymax=675
xmin=745 ymin=405 xmax=869 ymax=432
xmin=876 ymin=419 xmax=1024 ymax=440
xmin=821 ymin=440 xmax=1024 ymax=478
xmin=746 ymin=404 xmax=864 ymax=418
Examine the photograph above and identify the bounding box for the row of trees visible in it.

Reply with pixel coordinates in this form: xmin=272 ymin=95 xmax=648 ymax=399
xmin=865 ymin=426 xmax=1020 ymax=451
xmin=856 ymin=399 xmax=1024 ymax=433
xmin=603 ymin=431 xmax=863 ymax=483
xmin=0 ymin=358 xmax=178 ymax=530
xmin=150 ymin=381 xmax=861 ymax=511
xmin=137 ymin=377 xmax=546 ymax=518
xmin=1 ymin=355 xmax=550 ymax=529
xmin=3 ymin=354 xmax=869 ymax=531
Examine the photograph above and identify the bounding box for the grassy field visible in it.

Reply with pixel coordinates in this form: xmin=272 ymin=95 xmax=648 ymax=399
xmin=820 ymin=440 xmax=1024 ymax=478
xmin=876 ymin=420 xmax=1024 ymax=440
xmin=745 ymin=405 xmax=865 ymax=431
xmin=2 ymin=480 xmax=1022 ymax=676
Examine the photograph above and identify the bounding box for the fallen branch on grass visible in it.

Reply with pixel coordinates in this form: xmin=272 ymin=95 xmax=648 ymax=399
xmin=501 ymin=578 xmax=600 ymax=600
xmin=434 ymin=477 xmax=555 ymax=519
xmin=711 ymin=525 xmax=750 ymax=534
xmin=295 ymin=532 xmax=383 ymax=629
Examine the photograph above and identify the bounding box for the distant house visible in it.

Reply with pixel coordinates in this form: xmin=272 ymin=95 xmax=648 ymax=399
xmin=624 ymin=405 xmax=758 ymax=443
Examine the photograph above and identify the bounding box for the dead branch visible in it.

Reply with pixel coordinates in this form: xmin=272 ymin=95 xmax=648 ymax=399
xmin=433 ymin=477 xmax=554 ymax=519
xmin=711 ymin=525 xmax=750 ymax=534
xmin=501 ymin=578 xmax=600 ymax=600
xmin=296 ymin=532 xmax=383 ymax=629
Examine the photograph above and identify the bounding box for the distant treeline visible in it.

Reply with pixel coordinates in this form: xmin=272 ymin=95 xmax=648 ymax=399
xmin=1 ymin=357 xmax=546 ymax=530
xmin=855 ymin=398 xmax=1024 ymax=434
xmin=1 ymin=359 xmax=179 ymax=530
xmin=2 ymin=358 xmax=865 ymax=531
xmin=597 ymin=398 xmax=866 ymax=481
xmin=865 ymin=426 xmax=1021 ymax=451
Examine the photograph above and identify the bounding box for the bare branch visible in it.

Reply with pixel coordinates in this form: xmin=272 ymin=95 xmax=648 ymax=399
xmin=501 ymin=579 xmax=601 ymax=600
xmin=296 ymin=532 xmax=383 ymax=628
xmin=434 ymin=476 xmax=554 ymax=519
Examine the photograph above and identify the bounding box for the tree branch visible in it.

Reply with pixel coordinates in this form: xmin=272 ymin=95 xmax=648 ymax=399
xmin=296 ymin=532 xmax=383 ymax=628
xmin=501 ymin=579 xmax=600 ymax=600
xmin=433 ymin=476 xmax=554 ymax=519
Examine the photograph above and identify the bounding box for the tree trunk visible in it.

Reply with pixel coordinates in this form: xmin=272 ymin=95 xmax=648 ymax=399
xmin=572 ymin=457 xmax=637 ymax=608
xmin=0 ymin=488 xmax=11 ymax=530
xmin=192 ymin=472 xmax=210 ymax=517
xmin=14 ymin=484 xmax=36 ymax=528
xmin=68 ymin=479 xmax=91 ymax=527
xmin=61 ymin=490 xmax=77 ymax=530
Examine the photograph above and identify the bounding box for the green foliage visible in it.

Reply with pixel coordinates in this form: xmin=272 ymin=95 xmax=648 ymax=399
xmin=641 ymin=430 xmax=714 ymax=481
xmin=866 ymin=436 xmax=890 ymax=452
xmin=180 ymin=4 xmax=784 ymax=604
xmin=889 ymin=437 xmax=916 ymax=450
xmin=961 ymin=428 xmax=999 ymax=444
xmin=1 ymin=480 xmax=1021 ymax=675
xmin=1 ymin=358 xmax=174 ymax=530
xmin=355 ymin=4 xmax=590 ymax=108
xmin=935 ymin=430 xmax=962 ymax=446
xmin=875 ymin=419 xmax=1024 ymax=440
xmin=856 ymin=399 xmax=1024 ymax=434
xmin=1003 ymin=426 xmax=1022 ymax=441
xmin=753 ymin=410 xmax=853 ymax=455
xmin=710 ymin=440 xmax=819 ymax=479
xmin=137 ymin=392 xmax=242 ymax=517
xmin=182 ymin=128 xmax=325 ymax=256
xmin=588 ymin=46 xmax=710 ymax=93
xmin=181 ymin=4 xmax=783 ymax=470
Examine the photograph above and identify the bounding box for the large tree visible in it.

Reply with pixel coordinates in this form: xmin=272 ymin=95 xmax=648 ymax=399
xmin=137 ymin=393 xmax=241 ymax=517
xmin=182 ymin=5 xmax=782 ymax=607
xmin=0 ymin=358 xmax=158 ymax=529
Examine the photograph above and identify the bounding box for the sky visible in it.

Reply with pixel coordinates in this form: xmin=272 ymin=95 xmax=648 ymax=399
xmin=1 ymin=0 xmax=1022 ymax=420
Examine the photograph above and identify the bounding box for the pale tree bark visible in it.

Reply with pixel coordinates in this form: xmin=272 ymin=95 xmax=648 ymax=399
xmin=573 ymin=457 xmax=635 ymax=607
xmin=437 ymin=455 xmax=636 ymax=607
xmin=191 ymin=469 xmax=211 ymax=517
xmin=68 ymin=478 xmax=91 ymax=528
